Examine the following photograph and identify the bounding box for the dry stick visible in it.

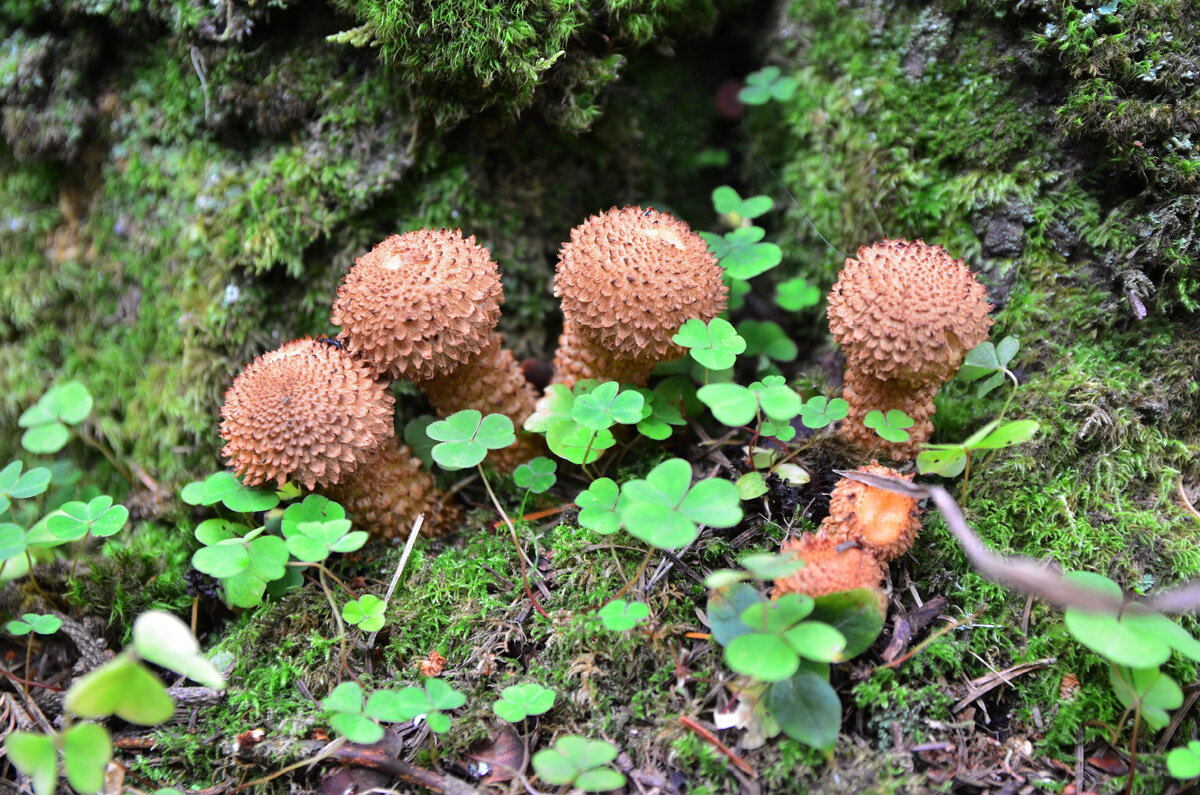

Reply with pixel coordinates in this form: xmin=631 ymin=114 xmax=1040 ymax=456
xmin=678 ymin=715 xmax=756 ymax=778
xmin=833 ymin=470 xmax=1200 ymax=615
xmin=366 ymin=514 xmax=424 ymax=653
xmin=477 ymin=464 xmax=550 ymax=619
xmin=1180 ymin=478 xmax=1200 ymax=524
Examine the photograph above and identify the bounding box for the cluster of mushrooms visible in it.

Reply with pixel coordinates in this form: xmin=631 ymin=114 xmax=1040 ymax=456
xmin=218 ymin=207 xmax=993 ymax=560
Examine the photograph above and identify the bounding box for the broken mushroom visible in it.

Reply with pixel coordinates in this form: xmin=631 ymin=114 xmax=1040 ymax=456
xmin=821 ymin=461 xmax=923 ymax=562
xmin=772 ymin=530 xmax=885 ymax=600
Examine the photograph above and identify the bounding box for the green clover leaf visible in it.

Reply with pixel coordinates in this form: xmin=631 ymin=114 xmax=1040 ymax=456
xmin=532 ymin=736 xmax=625 ymax=792
xmin=618 ymin=458 xmax=742 ymax=549
xmin=376 ymin=679 xmax=466 ymax=734
xmin=546 ymin=420 xmax=614 ymax=465
xmin=798 ymin=396 xmax=849 ymax=429
xmin=597 ymin=599 xmax=650 ymax=632
xmin=576 ymin=478 xmax=622 ymax=535
xmin=322 ymin=682 xmax=383 ymax=744
xmin=132 ymin=610 xmax=226 ymax=689
xmin=18 ymin=382 xmax=93 ymax=454
xmin=712 ymin=226 xmax=783 ymax=280
xmin=633 ymin=385 xmax=686 ymax=441
xmin=696 ymin=383 xmax=758 ymax=427
xmin=5 ymin=731 xmax=57 ymax=795
xmin=191 ymin=526 xmax=289 ymax=608
xmin=0 ymin=523 xmax=28 ymax=561
xmin=775 ymin=278 xmax=822 ymax=311
xmin=343 ymin=594 xmax=386 ymax=632
xmin=61 ymin=723 xmax=112 ymax=795
xmin=7 ymin=613 xmax=62 ymax=636
xmin=46 ymin=495 xmax=128 ymax=542
xmin=570 ymin=382 xmax=645 ymax=430
xmin=863 ymin=409 xmax=914 ymax=443
xmin=514 ymin=457 xmax=557 ymax=494
xmin=1168 ymin=741 xmax=1200 ymax=780
xmin=428 ymin=410 xmax=516 ymax=470
xmin=65 ymin=653 xmax=174 ymax=725
xmin=737 ymin=320 xmax=797 ymax=363
xmin=673 ymin=318 xmax=747 ymax=371
xmin=493 ymin=683 xmax=557 ymax=723
xmin=711 ymin=186 xmax=773 ymax=220
xmin=180 ymin=471 xmax=280 ymax=513
xmin=0 ymin=461 xmax=52 ymax=514
xmin=738 ymin=65 xmax=798 ymax=105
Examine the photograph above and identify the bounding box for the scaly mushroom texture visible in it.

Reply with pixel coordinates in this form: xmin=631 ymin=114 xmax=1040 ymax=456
xmin=772 ymin=530 xmax=885 ymax=599
xmin=827 ymin=238 xmax=992 ymax=458
xmin=552 ymin=206 xmax=727 ymax=387
xmin=331 ymin=229 xmax=540 ymax=470
xmin=219 ymin=338 xmax=455 ymax=538
xmin=821 ymin=462 xmax=923 ymax=562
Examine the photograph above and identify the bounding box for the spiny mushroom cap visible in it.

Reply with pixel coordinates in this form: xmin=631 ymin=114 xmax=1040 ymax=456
xmin=823 ymin=462 xmax=922 ymax=562
xmin=827 ymin=239 xmax=993 ymax=383
xmin=331 ymin=229 xmax=503 ymax=382
xmin=555 ymin=206 xmax=727 ymax=362
xmin=772 ymin=531 xmax=885 ymax=599
xmin=220 ymin=338 xmax=394 ymax=490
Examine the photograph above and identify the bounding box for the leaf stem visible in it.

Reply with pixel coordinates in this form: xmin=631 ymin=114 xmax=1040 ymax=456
xmin=478 ymin=464 xmax=550 ymax=620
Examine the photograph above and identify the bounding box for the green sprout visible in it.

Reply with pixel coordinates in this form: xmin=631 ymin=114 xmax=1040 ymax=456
xmin=711 ymin=185 xmax=773 ymax=225
xmin=697 ymin=375 xmax=800 ymax=429
xmin=723 ymin=593 xmax=846 ymax=682
xmin=191 ymin=520 xmax=289 ymax=608
xmin=7 ymin=613 xmax=62 ymax=636
xmin=701 ymin=225 xmax=783 ymax=280
xmin=6 ymin=723 xmax=111 ymax=795
xmin=384 ymin=679 xmax=467 ymax=734
xmin=916 ymin=417 xmax=1040 ymax=500
xmin=570 ymin=381 xmax=645 ymax=430
xmin=532 ymin=736 xmax=626 ymax=792
xmin=1168 ymin=741 xmax=1200 ymax=780
xmin=596 ymin=599 xmax=650 ymax=632
xmin=280 ymin=498 xmax=367 ymax=563
xmin=738 ymin=65 xmax=798 ymax=105
xmin=492 ymin=683 xmax=557 ymax=723
xmin=321 ymin=682 xmax=394 ymax=744
xmin=632 ymin=384 xmax=687 ymax=441
xmin=957 ymin=336 xmax=1021 ymax=399
xmin=0 ymin=461 xmax=52 ymax=515
xmin=513 ymin=457 xmax=557 ymax=494
xmin=525 ymin=383 xmax=619 ymax=465
xmin=575 ymin=478 xmax=622 ymax=536
xmin=798 ymin=396 xmax=849 ymax=429
xmin=673 ymin=317 xmax=746 ymax=371
xmin=18 ymin=382 xmax=93 ymax=455
xmin=46 ymin=496 xmax=128 ymax=542
xmin=342 ymin=594 xmax=386 ymax=632
xmin=863 ymin=409 xmax=915 ymax=443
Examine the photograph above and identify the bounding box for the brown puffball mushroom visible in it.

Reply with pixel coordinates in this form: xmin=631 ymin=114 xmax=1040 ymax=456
xmin=772 ymin=530 xmax=885 ymax=599
xmin=330 ymin=229 xmax=540 ymax=470
xmin=552 ymin=206 xmax=727 ymax=388
xmin=827 ymin=238 xmax=993 ymax=459
xmin=219 ymin=338 xmax=456 ymax=538
xmin=821 ymin=462 xmax=923 ymax=562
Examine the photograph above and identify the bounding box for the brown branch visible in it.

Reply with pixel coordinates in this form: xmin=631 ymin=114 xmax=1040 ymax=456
xmin=835 ymin=470 xmax=1200 ymax=615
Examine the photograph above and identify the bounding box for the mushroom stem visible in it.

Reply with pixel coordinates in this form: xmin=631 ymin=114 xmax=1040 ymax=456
xmin=550 ymin=318 xmax=662 ymax=389
xmin=841 ymin=369 xmax=937 ymax=459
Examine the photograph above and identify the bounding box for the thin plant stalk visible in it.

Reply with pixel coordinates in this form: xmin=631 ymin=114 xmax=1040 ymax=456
xmin=477 ymin=464 xmax=549 ymax=619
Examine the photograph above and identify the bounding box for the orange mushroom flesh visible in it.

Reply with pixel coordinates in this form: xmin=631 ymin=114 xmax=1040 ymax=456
xmin=772 ymin=530 xmax=885 ymax=600
xmin=219 ymin=338 xmax=454 ymax=538
xmin=331 ymin=229 xmax=540 ymax=470
xmin=552 ymin=206 xmax=727 ymax=388
xmin=827 ymin=238 xmax=992 ymax=459
xmin=821 ymin=462 xmax=922 ymax=562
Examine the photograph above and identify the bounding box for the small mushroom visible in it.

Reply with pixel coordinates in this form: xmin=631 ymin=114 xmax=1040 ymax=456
xmin=827 ymin=238 xmax=993 ymax=459
xmin=820 ymin=462 xmax=922 ymax=562
xmin=219 ymin=338 xmax=458 ymax=539
xmin=772 ymin=530 xmax=885 ymax=599
xmin=331 ymin=229 xmax=541 ymax=470
xmin=552 ymin=206 xmax=727 ymax=387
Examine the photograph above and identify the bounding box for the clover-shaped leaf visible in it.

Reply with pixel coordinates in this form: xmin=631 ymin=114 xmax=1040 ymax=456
xmin=65 ymin=653 xmax=174 ymax=725
xmin=546 ymin=420 xmax=614 ymax=465
xmin=697 ymin=383 xmax=758 ymax=427
xmin=775 ymin=278 xmax=822 ymax=311
xmin=191 ymin=529 xmax=288 ymax=608
xmin=180 ymin=471 xmax=280 ymax=513
xmin=532 ymin=736 xmax=625 ymax=792
xmin=514 ymin=457 xmax=557 ymax=494
xmin=798 ymin=396 xmax=849 ymax=429
xmin=493 ymin=683 xmax=557 ymax=723
xmin=723 ymin=594 xmax=845 ymax=682
xmin=322 ymin=682 xmax=383 ymax=744
xmin=19 ymin=382 xmax=93 ymax=454
xmin=736 ymin=471 xmax=769 ymax=500
xmin=403 ymin=415 xmax=438 ymax=467
xmin=618 ymin=458 xmax=742 ymax=549
xmin=750 ymin=376 xmax=802 ymax=422
xmin=597 ymin=599 xmax=650 ymax=632
xmin=343 ymin=594 xmax=386 ymax=632
xmin=0 ymin=461 xmax=52 ymax=514
xmin=863 ymin=409 xmax=914 ymax=443
xmin=61 ymin=722 xmax=111 ymax=795
xmin=576 ymin=478 xmax=622 ymax=535
xmin=47 ymin=496 xmax=128 ymax=542
xmin=715 ymin=226 xmax=783 ymax=280
xmin=0 ymin=523 xmax=28 ymax=561
xmin=282 ymin=518 xmax=363 ymax=562
xmin=738 ymin=65 xmax=798 ymax=105
xmin=282 ymin=494 xmax=345 ymax=530
xmin=524 ymin=384 xmax=577 ymax=433
xmin=7 ymin=612 xmax=62 ymax=637
xmin=378 ymin=679 xmax=466 ymax=734
xmin=6 ymin=731 xmax=58 ymax=795
xmin=711 ymin=186 xmax=773 ymax=220
xmin=958 ymin=337 xmax=1020 ymax=398
xmin=1109 ymin=665 xmax=1182 ymax=730
xmin=737 ymin=320 xmax=797 ymax=363
xmin=570 ymin=382 xmax=645 ymax=430
xmin=634 ymin=385 xmax=685 ymax=441
xmin=428 ymin=410 xmax=516 ymax=470
xmin=1168 ymin=741 xmax=1200 ymax=780
xmin=673 ymin=318 xmax=747 ymax=371
xmin=132 ymin=610 xmax=226 ymax=689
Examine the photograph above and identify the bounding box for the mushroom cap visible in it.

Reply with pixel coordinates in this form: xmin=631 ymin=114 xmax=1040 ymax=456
xmin=331 ymin=229 xmax=503 ymax=382
xmin=827 ymin=239 xmax=993 ymax=383
xmin=822 ymin=461 xmax=922 ymax=561
xmin=220 ymin=338 xmax=395 ymax=490
xmin=772 ymin=530 xmax=885 ymax=599
xmin=555 ymin=206 xmax=727 ymax=362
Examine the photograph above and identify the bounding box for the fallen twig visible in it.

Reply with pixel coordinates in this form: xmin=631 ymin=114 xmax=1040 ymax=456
xmin=952 ymin=657 xmax=1056 ymax=714
xmin=678 ymin=715 xmax=756 ymax=779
